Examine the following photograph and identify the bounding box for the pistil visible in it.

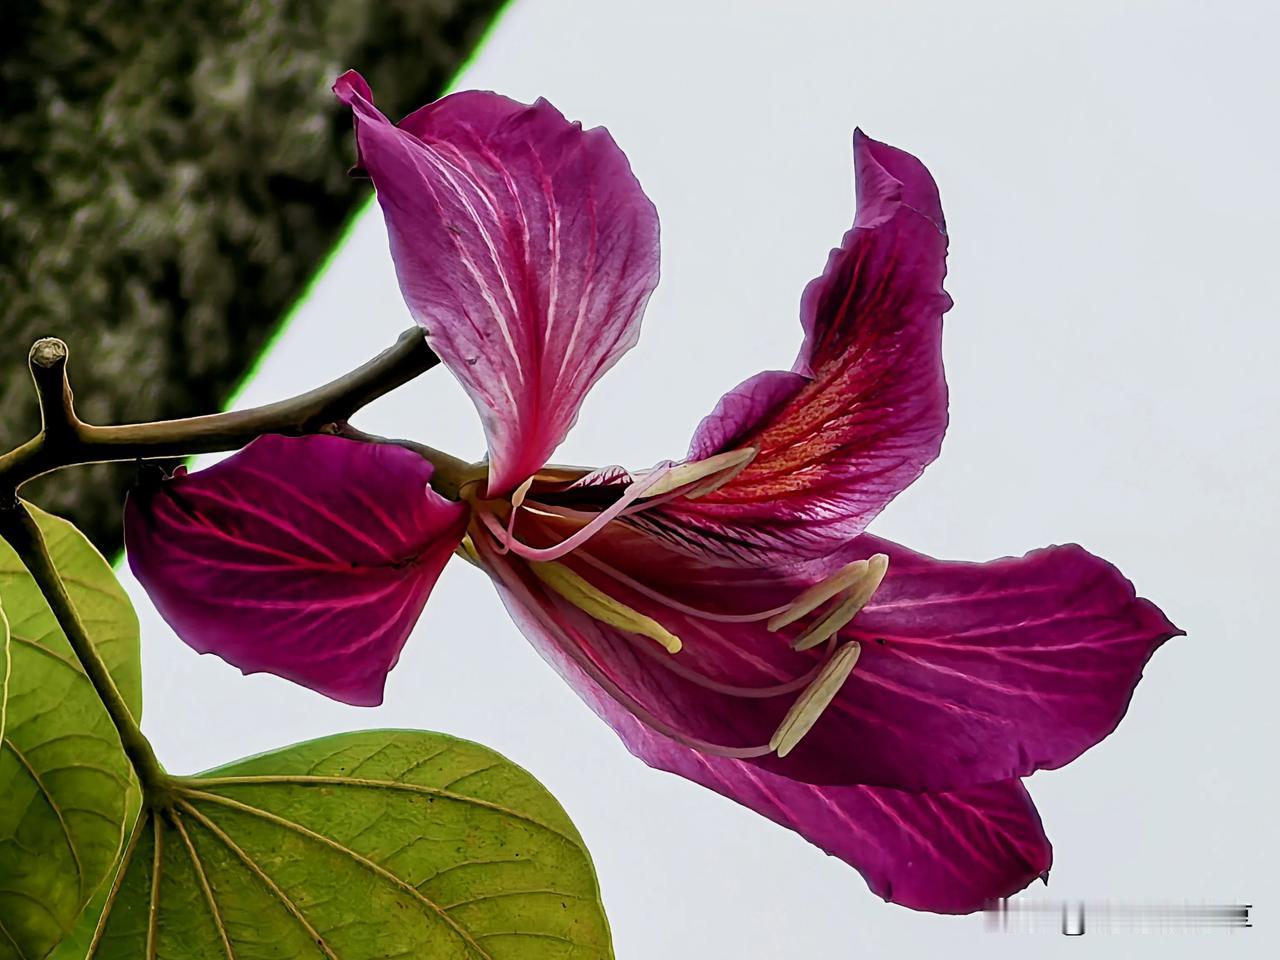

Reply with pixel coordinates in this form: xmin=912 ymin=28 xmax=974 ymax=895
xmin=476 ymin=462 xmax=674 ymax=561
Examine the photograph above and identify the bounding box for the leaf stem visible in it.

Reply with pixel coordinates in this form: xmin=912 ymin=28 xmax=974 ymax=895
xmin=0 ymin=327 xmax=441 ymax=491
xmin=0 ymin=500 xmax=169 ymax=795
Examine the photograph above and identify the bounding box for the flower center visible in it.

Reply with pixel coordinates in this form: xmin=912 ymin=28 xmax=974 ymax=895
xmin=463 ymin=453 xmax=889 ymax=760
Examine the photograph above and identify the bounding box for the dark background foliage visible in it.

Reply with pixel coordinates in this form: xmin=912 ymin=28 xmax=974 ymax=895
xmin=0 ymin=0 xmax=506 ymax=556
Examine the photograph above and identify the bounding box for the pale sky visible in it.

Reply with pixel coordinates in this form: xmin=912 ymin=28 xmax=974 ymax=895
xmin=123 ymin=2 xmax=1275 ymax=956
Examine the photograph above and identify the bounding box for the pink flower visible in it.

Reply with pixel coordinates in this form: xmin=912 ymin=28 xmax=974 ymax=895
xmin=126 ymin=71 xmax=1179 ymax=914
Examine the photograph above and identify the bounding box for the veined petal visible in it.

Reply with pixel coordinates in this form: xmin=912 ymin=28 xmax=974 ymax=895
xmin=809 ymin=535 xmax=1183 ymax=790
xmin=623 ymin=723 xmax=1051 ymax=915
xmin=668 ymin=131 xmax=950 ymax=563
xmin=686 ymin=369 xmax=808 ymax=462
xmin=485 ymin=553 xmax=1050 ymax=913
xmin=479 ymin=505 xmax=1178 ymax=791
xmin=125 ymin=434 xmax=468 ymax=706
xmin=334 ymin=71 xmax=661 ymax=496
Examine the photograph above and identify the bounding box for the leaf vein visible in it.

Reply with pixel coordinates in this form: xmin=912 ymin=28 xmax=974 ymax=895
xmin=190 ymin=775 xmax=578 ymax=846
xmin=172 ymin=810 xmax=236 ymax=960
xmin=182 ymin=789 xmax=496 ymax=960
xmin=3 ymin=739 xmax=85 ymax=893
xmin=177 ymin=798 xmax=339 ymax=959
xmin=87 ymin=812 xmax=149 ymax=958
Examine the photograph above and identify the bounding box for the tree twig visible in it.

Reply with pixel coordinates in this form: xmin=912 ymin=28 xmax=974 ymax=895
xmin=0 ymin=327 xmax=440 ymax=492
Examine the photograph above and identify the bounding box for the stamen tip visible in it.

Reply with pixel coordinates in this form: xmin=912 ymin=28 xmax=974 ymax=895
xmin=770 ymin=642 xmax=861 ymax=757
xmin=791 ymin=632 xmax=829 ymax=652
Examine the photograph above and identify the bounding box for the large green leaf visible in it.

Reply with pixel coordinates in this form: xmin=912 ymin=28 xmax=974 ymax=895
xmin=83 ymin=730 xmax=611 ymax=958
xmin=0 ymin=506 xmax=142 ymax=960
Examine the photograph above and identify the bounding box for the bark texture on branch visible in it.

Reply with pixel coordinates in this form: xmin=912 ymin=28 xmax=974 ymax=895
xmin=0 ymin=0 xmax=507 ymax=556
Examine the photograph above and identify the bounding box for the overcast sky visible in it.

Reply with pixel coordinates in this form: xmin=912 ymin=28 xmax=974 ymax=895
xmin=123 ymin=2 xmax=1275 ymax=956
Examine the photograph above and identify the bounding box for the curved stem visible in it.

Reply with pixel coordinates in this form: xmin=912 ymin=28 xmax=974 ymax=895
xmin=0 ymin=500 xmax=168 ymax=795
xmin=0 ymin=327 xmax=441 ymax=491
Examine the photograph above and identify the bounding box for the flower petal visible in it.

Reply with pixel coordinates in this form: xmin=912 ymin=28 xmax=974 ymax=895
xmin=848 ymin=128 xmax=945 ymax=234
xmin=480 ymin=504 xmax=1178 ymax=791
xmin=484 ymin=547 xmax=1050 ymax=913
xmin=124 ymin=434 xmax=467 ymax=706
xmin=686 ymin=369 xmax=808 ymax=461
xmin=334 ymin=70 xmax=661 ymax=495
xmin=811 ymin=535 xmax=1183 ymax=789
xmin=670 ymin=131 xmax=950 ymax=563
xmin=623 ymin=726 xmax=1051 ymax=915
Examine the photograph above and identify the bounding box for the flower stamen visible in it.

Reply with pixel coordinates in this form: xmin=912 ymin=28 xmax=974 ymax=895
xmin=530 ymin=559 xmax=683 ymax=654
xmin=634 ymin=447 xmax=758 ymax=500
xmin=481 ymin=547 xmax=775 ymax=760
xmin=455 ymin=533 xmax=482 ymax=567
xmin=623 ymin=617 xmax=838 ymax=698
xmin=769 ymin=641 xmax=862 ymax=757
xmin=789 ymin=553 xmax=889 ymax=651
xmin=577 ymin=552 xmax=795 ymax=624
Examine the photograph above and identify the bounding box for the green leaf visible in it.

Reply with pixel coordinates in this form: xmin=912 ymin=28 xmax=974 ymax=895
xmin=83 ymin=730 xmax=612 ymax=959
xmin=0 ymin=604 xmax=9 ymax=747
xmin=44 ymin=884 xmax=108 ymax=960
xmin=0 ymin=506 xmax=142 ymax=960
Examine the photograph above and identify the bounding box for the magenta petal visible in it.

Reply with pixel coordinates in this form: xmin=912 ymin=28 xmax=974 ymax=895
xmin=124 ymin=434 xmax=468 ymax=706
xmin=484 ymin=508 xmax=1178 ymax=791
xmin=851 ymin=128 xmax=945 ymax=232
xmin=686 ymin=369 xmax=807 ymax=460
xmin=485 ymin=556 xmax=1050 ymax=913
xmin=334 ymin=71 xmax=661 ymax=496
xmin=803 ymin=536 xmax=1183 ymax=790
xmin=624 ymin=724 xmax=1051 ymax=914
xmin=666 ymin=131 xmax=950 ymax=563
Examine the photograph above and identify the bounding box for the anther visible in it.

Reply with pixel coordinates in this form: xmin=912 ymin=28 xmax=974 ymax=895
xmin=790 ymin=553 xmax=888 ymax=651
xmin=530 ymin=560 xmax=683 ymax=654
xmin=769 ymin=641 xmax=862 ymax=758
xmin=455 ymin=534 xmax=482 ymax=567
xmin=635 ymin=448 xmax=757 ymax=500
xmin=682 ymin=447 xmax=759 ymax=499
xmin=768 ymin=558 xmax=872 ymax=632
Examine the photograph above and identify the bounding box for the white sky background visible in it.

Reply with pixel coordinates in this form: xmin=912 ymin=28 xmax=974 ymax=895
xmin=119 ymin=1 xmax=1276 ymax=956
